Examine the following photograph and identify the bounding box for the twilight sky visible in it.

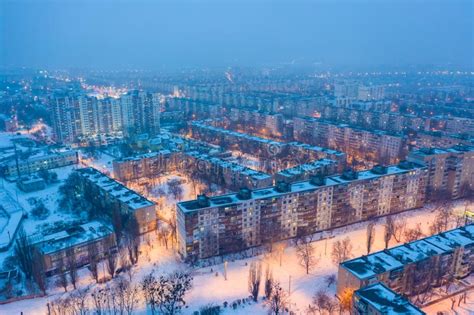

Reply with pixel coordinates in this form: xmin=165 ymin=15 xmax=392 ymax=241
xmin=0 ymin=0 xmax=472 ymax=70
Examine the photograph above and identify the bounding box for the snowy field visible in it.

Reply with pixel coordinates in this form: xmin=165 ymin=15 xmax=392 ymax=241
xmin=0 ymin=199 xmax=472 ymax=314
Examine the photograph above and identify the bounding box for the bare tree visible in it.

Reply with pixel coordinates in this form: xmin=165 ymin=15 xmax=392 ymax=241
xmin=274 ymin=242 xmax=286 ymax=267
xmin=248 ymin=261 xmax=262 ymax=302
xmin=383 ymin=216 xmax=395 ymax=248
xmin=66 ymin=247 xmax=78 ymax=290
xmin=265 ymin=281 xmax=288 ymax=315
xmin=158 ymin=224 xmax=171 ymax=249
xmin=91 ymin=287 xmax=109 ymax=315
xmin=168 ymin=179 xmax=184 ymax=201
xmin=124 ymin=216 xmax=141 ymax=265
xmin=115 ymin=278 xmax=140 ymax=315
xmin=430 ymin=203 xmax=454 ymax=235
xmin=331 ymin=237 xmax=353 ymax=265
xmin=141 ymin=270 xmax=193 ymax=315
xmin=32 ymin=249 xmax=47 ymax=295
xmin=295 ymin=235 xmax=318 ymax=274
xmin=55 ymin=258 xmax=68 ymax=292
xmin=366 ymin=222 xmax=375 ymax=254
xmin=309 ymin=289 xmax=337 ymax=314
xmin=404 ymin=223 xmax=425 ymax=242
xmin=14 ymin=227 xmax=34 ymax=279
xmin=69 ymin=287 xmax=89 ymax=315
xmin=50 ymin=297 xmax=71 ymax=315
xmin=106 ymin=250 xmax=118 ymax=279
xmin=392 ymin=217 xmax=406 ymax=242
xmin=264 ymin=265 xmax=273 ymax=300
xmin=88 ymin=242 xmax=100 ymax=283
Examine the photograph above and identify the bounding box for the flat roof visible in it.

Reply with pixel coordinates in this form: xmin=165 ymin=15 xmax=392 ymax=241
xmin=77 ymin=167 xmax=154 ymax=210
xmin=355 ymin=283 xmax=424 ymax=315
xmin=178 ymin=162 xmax=425 ymax=213
xmin=342 ymin=224 xmax=474 ymax=280
xmin=32 ymin=221 xmax=114 ymax=255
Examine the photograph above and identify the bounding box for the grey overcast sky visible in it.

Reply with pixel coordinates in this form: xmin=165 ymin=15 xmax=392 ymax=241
xmin=0 ymin=0 xmax=472 ymax=70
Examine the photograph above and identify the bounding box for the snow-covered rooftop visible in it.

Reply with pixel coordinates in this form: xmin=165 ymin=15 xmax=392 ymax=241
xmin=31 ymin=221 xmax=114 ymax=255
xmin=77 ymin=167 xmax=154 ymax=210
xmin=178 ymin=162 xmax=425 ymax=213
xmin=342 ymin=224 xmax=474 ymax=280
xmin=355 ymin=283 xmax=424 ymax=314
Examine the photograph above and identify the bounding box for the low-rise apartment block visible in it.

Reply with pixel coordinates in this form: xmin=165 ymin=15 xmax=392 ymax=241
xmin=76 ymin=168 xmax=157 ymax=234
xmin=30 ymin=221 xmax=116 ymax=276
xmin=5 ymin=150 xmax=78 ymax=178
xmin=352 ymin=283 xmax=425 ymax=315
xmin=337 ymin=224 xmax=474 ymax=298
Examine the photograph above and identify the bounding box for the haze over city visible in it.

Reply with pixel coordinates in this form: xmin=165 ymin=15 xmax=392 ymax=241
xmin=0 ymin=1 xmax=473 ymax=315
xmin=1 ymin=0 xmax=473 ymax=70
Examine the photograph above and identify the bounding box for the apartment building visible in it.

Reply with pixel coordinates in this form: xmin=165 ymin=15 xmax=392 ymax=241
xmin=52 ymin=91 xmax=161 ymax=144
xmin=5 ymin=150 xmax=78 ymax=178
xmin=190 ymin=120 xmax=346 ymax=170
xmin=413 ymin=131 xmax=473 ymax=150
xmin=51 ymin=95 xmax=82 ymax=143
xmin=294 ymin=117 xmax=407 ymax=165
xmin=334 ymin=82 xmax=385 ymax=102
xmin=176 ymin=162 xmax=426 ymax=261
xmin=229 ymin=108 xmax=284 ymax=136
xmin=408 ymin=145 xmax=474 ymax=199
xmin=352 ymin=283 xmax=425 ymax=315
xmin=337 ymin=224 xmax=474 ymax=298
xmin=30 ymin=221 xmax=116 ymax=276
xmin=113 ymin=150 xmax=181 ymax=182
xmin=166 ymin=97 xmax=223 ymax=120
xmin=76 ymin=168 xmax=157 ymax=234
xmin=184 ymin=151 xmax=273 ymax=190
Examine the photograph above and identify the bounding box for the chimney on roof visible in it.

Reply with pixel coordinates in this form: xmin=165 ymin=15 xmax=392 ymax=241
xmin=310 ymin=174 xmax=326 ymax=186
xmin=275 ymin=181 xmax=291 ymax=193
xmin=197 ymin=194 xmax=210 ymax=207
xmin=237 ymin=188 xmax=252 ymax=200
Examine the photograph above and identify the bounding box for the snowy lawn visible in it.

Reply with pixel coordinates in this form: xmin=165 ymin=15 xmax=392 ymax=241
xmin=0 ymin=200 xmax=472 ymax=314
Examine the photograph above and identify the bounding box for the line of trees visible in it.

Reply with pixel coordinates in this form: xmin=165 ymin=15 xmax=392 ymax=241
xmin=49 ymin=270 xmax=193 ymax=315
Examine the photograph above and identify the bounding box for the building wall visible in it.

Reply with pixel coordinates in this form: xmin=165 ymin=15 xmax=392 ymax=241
xmin=177 ymin=164 xmax=427 ymax=261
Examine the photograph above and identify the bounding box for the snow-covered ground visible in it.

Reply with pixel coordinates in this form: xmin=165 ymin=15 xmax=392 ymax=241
xmin=0 ymin=164 xmax=81 ymax=236
xmin=79 ymin=150 xmax=115 ymax=175
xmin=0 ymin=200 xmax=471 ymax=314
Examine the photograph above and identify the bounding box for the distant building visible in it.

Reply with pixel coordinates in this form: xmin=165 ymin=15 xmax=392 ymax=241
xmin=294 ymin=117 xmax=407 ymax=165
xmin=357 ymin=85 xmax=385 ymax=101
xmin=5 ymin=150 xmax=78 ymax=178
xmin=184 ymin=151 xmax=273 ymax=190
xmin=190 ymin=120 xmax=346 ymax=169
xmin=113 ymin=150 xmax=181 ymax=182
xmin=52 ymin=91 xmax=161 ymax=144
xmin=30 ymin=221 xmax=116 ymax=276
xmin=352 ymin=283 xmax=425 ymax=315
xmin=334 ymin=82 xmax=385 ymax=102
xmin=408 ymin=145 xmax=474 ymax=199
